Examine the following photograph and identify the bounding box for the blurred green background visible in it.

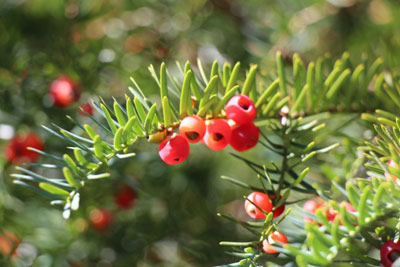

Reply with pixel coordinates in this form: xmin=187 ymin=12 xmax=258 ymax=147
xmin=0 ymin=0 xmax=399 ymax=266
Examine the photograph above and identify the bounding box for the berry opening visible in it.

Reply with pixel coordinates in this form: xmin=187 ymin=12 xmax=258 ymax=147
xmin=238 ymin=98 xmax=250 ymax=110
xmin=174 ymin=158 xmax=180 ymax=161
xmin=249 ymin=207 xmax=255 ymax=214
xmin=212 ymin=133 xmax=224 ymax=141
xmin=185 ymin=131 xmax=199 ymax=140
xmin=389 ymin=250 xmax=400 ymax=262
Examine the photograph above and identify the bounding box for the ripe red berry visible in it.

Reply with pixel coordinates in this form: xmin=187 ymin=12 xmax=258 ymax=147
xmin=114 ymin=185 xmax=137 ymax=210
xmin=244 ymin=192 xmax=284 ymax=219
xmin=230 ymin=123 xmax=259 ymax=151
xmin=225 ymin=94 xmax=257 ymax=125
xmin=385 ymin=160 xmax=399 ymax=181
xmin=4 ymin=132 xmax=44 ymax=164
xmin=262 ymin=231 xmax=289 ymax=254
xmin=326 ymin=201 xmax=356 ymax=223
xmin=326 ymin=207 xmax=338 ymax=222
xmin=303 ymin=197 xmax=325 ymax=223
xmin=90 ymin=209 xmax=113 ymax=231
xmin=79 ymin=103 xmax=93 ymax=116
xmin=304 ymin=198 xmax=356 ymax=224
xmin=245 ymin=192 xmax=272 ymax=219
xmin=49 ymin=76 xmax=80 ymax=107
xmin=158 ymin=134 xmax=190 ymax=165
xmin=381 ymin=239 xmax=400 ymax=267
xmin=179 ymin=115 xmax=206 ymax=143
xmin=203 ymin=119 xmax=231 ymax=151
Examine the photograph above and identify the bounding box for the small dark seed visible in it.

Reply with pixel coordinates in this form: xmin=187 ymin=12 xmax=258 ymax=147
xmin=212 ymin=133 xmax=224 ymax=141
xmin=389 ymin=250 xmax=400 ymax=262
xmin=240 ymin=103 xmax=249 ymax=110
xmin=186 ymin=131 xmax=199 ymax=140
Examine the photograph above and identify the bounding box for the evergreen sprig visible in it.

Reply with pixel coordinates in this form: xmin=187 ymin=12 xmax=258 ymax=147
xmin=10 ymin=52 xmax=400 ymax=266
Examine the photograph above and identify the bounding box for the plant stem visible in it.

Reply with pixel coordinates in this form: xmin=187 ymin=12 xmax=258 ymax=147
xmin=277 ymin=128 xmax=290 ymax=197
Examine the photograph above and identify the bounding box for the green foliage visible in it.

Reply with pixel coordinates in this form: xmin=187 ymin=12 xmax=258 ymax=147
xmin=2 ymin=0 xmax=400 ymax=266
xmin=9 ymin=51 xmax=400 ymax=266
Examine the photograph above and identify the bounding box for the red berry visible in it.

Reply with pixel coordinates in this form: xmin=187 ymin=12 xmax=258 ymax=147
xmin=114 ymin=185 xmax=137 ymax=210
xmin=203 ymin=119 xmax=231 ymax=151
xmin=79 ymin=103 xmax=93 ymax=116
xmin=245 ymin=192 xmax=272 ymax=219
xmin=49 ymin=76 xmax=80 ymax=107
xmin=326 ymin=207 xmax=338 ymax=222
xmin=262 ymin=231 xmax=289 ymax=254
xmin=304 ymin=198 xmax=325 ymax=214
xmin=179 ymin=115 xmax=206 ymax=143
xmin=273 ymin=202 xmax=285 ymax=218
xmin=225 ymin=94 xmax=256 ymax=125
xmin=158 ymin=134 xmax=190 ymax=165
xmin=90 ymin=209 xmax=113 ymax=231
xmin=327 ymin=201 xmax=356 ymax=223
xmin=230 ymin=123 xmax=259 ymax=151
xmin=4 ymin=132 xmax=44 ymax=164
xmin=385 ymin=160 xmax=399 ymax=181
xmin=381 ymin=239 xmax=400 ymax=267
xmin=304 ymin=198 xmax=356 ymax=224
xmin=244 ymin=192 xmax=284 ymax=219
xmin=303 ymin=198 xmax=325 ymax=223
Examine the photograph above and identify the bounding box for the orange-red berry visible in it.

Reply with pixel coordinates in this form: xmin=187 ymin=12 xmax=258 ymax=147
xmin=326 ymin=201 xmax=356 ymax=223
xmin=158 ymin=134 xmax=190 ymax=165
xmin=244 ymin=192 xmax=284 ymax=219
xmin=304 ymin=198 xmax=356 ymax=224
xmin=203 ymin=119 xmax=231 ymax=151
xmin=262 ymin=231 xmax=289 ymax=254
xmin=303 ymin=197 xmax=325 ymax=223
xmin=179 ymin=115 xmax=206 ymax=143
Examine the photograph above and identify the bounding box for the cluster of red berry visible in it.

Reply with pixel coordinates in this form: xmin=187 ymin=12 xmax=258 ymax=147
xmin=49 ymin=76 xmax=93 ymax=115
xmin=3 ymin=77 xmax=96 ymax=164
xmin=158 ymin=94 xmax=260 ymax=165
xmin=303 ymin=197 xmax=355 ymax=224
xmin=243 ymin=191 xmax=288 ymax=254
xmin=90 ymin=185 xmax=137 ymax=231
